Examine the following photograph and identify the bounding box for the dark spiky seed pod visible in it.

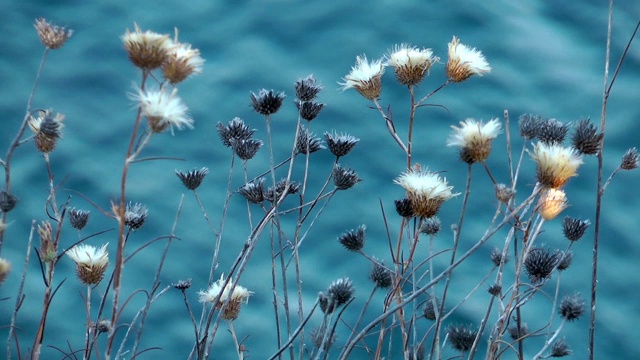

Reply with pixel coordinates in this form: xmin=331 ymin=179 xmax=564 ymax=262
xmin=96 ymin=319 xmax=112 ymax=333
xmin=0 ymin=190 xmax=18 ymax=213
xmin=369 ymin=260 xmax=392 ymax=288
xmin=518 ymin=114 xmax=542 ymax=140
xmin=490 ymin=247 xmax=508 ymax=267
xmin=423 ymin=296 xmax=441 ymax=321
xmin=250 ymin=89 xmax=285 ymax=115
xmin=320 ymin=278 xmax=354 ymax=314
xmin=176 ymin=167 xmax=209 ymax=190
xmin=216 ymin=117 xmax=255 ymax=148
xmin=508 ymin=323 xmax=528 ymax=340
xmin=239 ymin=178 xmax=266 ymax=204
xmin=231 ymin=138 xmax=263 ymax=160
xmin=487 ymin=284 xmax=502 ymax=296
xmin=324 ymin=131 xmax=360 ymax=158
xmin=172 ymin=278 xmax=192 ymax=290
xmin=537 ymin=118 xmax=570 ymax=145
xmin=420 ymin=216 xmax=441 ymax=236
xmin=394 ymin=198 xmax=414 ymax=218
xmin=447 ymin=324 xmax=477 ymax=352
xmin=296 ymin=126 xmax=324 ymax=154
xmin=295 ymin=75 xmax=322 ymax=101
xmin=338 ymin=225 xmax=366 ymax=251
xmin=333 ymin=164 xmax=360 ymax=190
xmin=550 ymin=338 xmax=572 ymax=357
xmin=572 ymin=119 xmax=602 ymax=155
xmin=68 ymin=208 xmax=90 ymax=230
xmin=524 ymin=248 xmax=559 ymax=283
xmin=39 ymin=113 xmax=62 ymax=138
xmin=296 ymin=100 xmax=325 ymax=121
xmin=265 ymin=179 xmax=300 ymax=203
xmin=556 ymin=250 xmax=573 ymax=271
xmin=620 ymin=147 xmax=639 ymax=170
xmin=562 ymin=217 xmax=590 ymax=241
xmin=558 ymin=293 xmax=585 ymax=321
xmin=124 ymin=202 xmax=149 ymax=230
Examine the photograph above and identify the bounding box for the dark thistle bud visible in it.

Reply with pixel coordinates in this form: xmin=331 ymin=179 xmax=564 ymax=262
xmin=495 ymin=183 xmax=515 ymax=204
xmin=487 ymin=284 xmax=502 ymax=296
xmin=124 ymin=202 xmax=148 ymax=230
xmin=369 ymin=259 xmax=392 ymax=288
xmin=558 ymin=293 xmax=585 ymax=321
xmin=508 ymin=323 xmax=529 ymax=340
xmin=537 ymin=118 xmax=570 ymax=145
xmin=28 ymin=109 xmax=65 ymax=153
xmin=96 ymin=319 xmax=112 ymax=333
xmin=556 ymin=250 xmax=572 ymax=271
xmin=524 ymin=248 xmax=559 ymax=284
xmin=550 ymin=338 xmax=572 ymax=357
xmin=250 ymin=89 xmax=285 ymax=116
xmin=296 ymin=100 xmax=325 ymax=121
xmin=572 ymin=119 xmax=602 ymax=155
xmin=518 ymin=114 xmax=542 ymax=140
xmin=216 ymin=117 xmax=255 ymax=148
xmin=447 ymin=324 xmax=477 ymax=352
xmin=423 ymin=296 xmax=441 ymax=321
xmin=68 ymin=208 xmax=90 ymax=230
xmin=295 ymin=75 xmax=322 ymax=102
xmin=239 ymin=178 xmax=266 ymax=204
xmin=265 ymin=179 xmax=300 ymax=203
xmin=338 ymin=225 xmax=366 ymax=251
xmin=333 ymin=164 xmax=360 ymax=190
xmin=620 ymin=147 xmax=639 ymax=170
xmin=420 ymin=216 xmax=441 ymax=236
xmin=324 ymin=131 xmax=359 ymax=158
xmin=408 ymin=345 xmax=425 ymax=360
xmin=320 ymin=278 xmax=354 ymax=314
xmin=296 ymin=126 xmax=324 ymax=154
xmin=231 ymin=138 xmax=263 ymax=160
xmin=0 ymin=190 xmax=18 ymax=213
xmin=490 ymin=247 xmax=508 ymax=267
xmin=562 ymin=216 xmax=590 ymax=242
xmin=394 ymin=198 xmax=414 ymax=218
xmin=173 ymin=278 xmax=192 ymax=290
xmin=34 ymin=18 xmax=73 ymax=49
xmin=176 ymin=167 xmax=209 ymax=190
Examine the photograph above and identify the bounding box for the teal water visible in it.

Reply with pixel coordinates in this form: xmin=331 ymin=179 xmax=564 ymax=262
xmin=2 ymin=1 xmax=639 ymax=359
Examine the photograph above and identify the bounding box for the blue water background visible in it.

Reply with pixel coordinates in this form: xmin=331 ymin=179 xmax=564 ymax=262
xmin=2 ymin=1 xmax=639 ymax=359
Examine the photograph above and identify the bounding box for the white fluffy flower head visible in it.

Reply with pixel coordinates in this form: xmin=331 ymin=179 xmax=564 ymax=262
xmin=386 ymin=44 xmax=438 ymax=85
xmin=199 ymin=274 xmax=253 ymax=320
xmin=447 ymin=118 xmax=502 ymax=163
xmin=339 ymin=55 xmax=385 ymax=100
xmin=162 ymin=30 xmax=205 ymax=84
xmin=395 ymin=166 xmax=458 ymax=218
xmin=67 ymin=243 xmax=109 ymax=267
xmin=121 ymin=23 xmax=173 ymax=70
xmin=530 ymin=142 xmax=583 ymax=188
xmin=537 ymin=188 xmax=568 ymax=220
xmin=134 ymin=86 xmax=193 ymax=133
xmin=446 ymin=36 xmax=491 ymax=82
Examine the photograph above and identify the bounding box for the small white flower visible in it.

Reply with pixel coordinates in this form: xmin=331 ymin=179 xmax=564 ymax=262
xmin=121 ymin=24 xmax=173 ymax=70
xmin=395 ymin=166 xmax=458 ymax=218
xmin=339 ymin=55 xmax=385 ymax=100
xmin=386 ymin=43 xmax=438 ymax=85
xmin=530 ymin=142 xmax=583 ymax=188
xmin=447 ymin=118 xmax=502 ymax=163
xmin=199 ymin=274 xmax=253 ymax=305
xmin=162 ymin=31 xmax=205 ymax=84
xmin=134 ymin=86 xmax=193 ymax=133
xmin=67 ymin=243 xmax=109 ymax=267
xmin=446 ymin=36 xmax=491 ymax=82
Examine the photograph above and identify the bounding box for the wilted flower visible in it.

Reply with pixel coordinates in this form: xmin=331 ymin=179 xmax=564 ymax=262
xmin=68 ymin=208 xmax=90 ymax=230
xmin=122 ymin=24 xmax=173 ymax=70
xmin=447 ymin=118 xmax=502 ymax=163
xmin=369 ymin=259 xmax=392 ymax=288
xmin=537 ymin=188 xmax=568 ymax=221
xmin=216 ymin=117 xmax=255 ymax=148
xmin=524 ymin=248 xmax=560 ymax=283
xmin=572 ymin=119 xmax=602 ymax=155
xmin=620 ymin=147 xmax=639 ymax=170
xmin=250 ymin=89 xmax=286 ymax=116
xmin=296 ymin=126 xmax=324 ymax=155
xmin=176 ymin=167 xmax=209 ymax=190
xmin=537 ymin=118 xmax=570 ymax=145
xmin=319 ymin=278 xmax=354 ymax=314
xmin=173 ymin=278 xmax=192 ymax=290
xmin=28 ymin=109 xmax=65 ymax=153
xmin=518 ymin=114 xmax=542 ymax=140
xmin=490 ymin=247 xmax=508 ymax=267
xmin=551 ymin=338 xmax=572 ymax=357
xmin=423 ymin=296 xmax=441 ymax=321
xmin=231 ymin=138 xmax=263 ymax=161
xmin=239 ymin=178 xmax=266 ymax=204
xmin=556 ymin=250 xmax=573 ymax=271
xmin=324 ymin=131 xmax=359 ymax=158
xmin=133 ymin=86 xmax=193 ymax=133
xmin=394 ymin=198 xmax=414 ymax=218
xmin=199 ymin=274 xmax=253 ymax=320
xmin=447 ymin=324 xmax=478 ymax=352
xmin=445 ymin=36 xmax=491 ymax=82
xmin=265 ymin=179 xmax=300 ymax=203
xmin=562 ymin=217 xmax=590 ymax=241
xmin=162 ymin=30 xmax=205 ymax=84
xmin=333 ymin=164 xmax=360 ymax=190
xmin=420 ymin=216 xmax=441 ymax=236
xmin=385 ymin=43 xmax=438 ymax=86
xmin=558 ymin=293 xmax=585 ymax=321
xmin=66 ymin=243 xmax=109 ymax=285
xmin=34 ymin=18 xmax=73 ymax=49
xmin=495 ymin=183 xmax=515 ymax=204
xmin=295 ymin=75 xmax=322 ymax=101
xmin=0 ymin=258 xmax=11 ymax=285
xmin=124 ymin=202 xmax=149 ymax=230
xmin=487 ymin=284 xmax=502 ymax=296
xmin=338 ymin=225 xmax=366 ymax=251
xmin=339 ymin=55 xmax=385 ymax=100
xmin=296 ymin=100 xmax=325 ymax=121
xmin=394 ymin=165 xmax=458 ymax=218
xmin=0 ymin=190 xmax=18 ymax=213
xmin=530 ymin=142 xmax=583 ymax=189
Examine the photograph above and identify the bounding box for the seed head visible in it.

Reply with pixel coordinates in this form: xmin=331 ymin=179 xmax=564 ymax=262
xmin=445 ymin=36 xmax=491 ymax=82
xmin=0 ymin=190 xmax=18 ymax=213
xmin=490 ymin=247 xmax=508 ymax=267
xmin=96 ymin=319 xmax=112 ymax=333
xmin=333 ymin=164 xmax=360 ymax=190
xmin=531 ymin=142 xmax=582 ymax=189
xmin=551 ymin=338 xmax=572 ymax=357
xmin=324 ymin=131 xmax=359 ymax=158
xmin=369 ymin=259 xmax=392 ymax=288
xmin=296 ymin=126 xmax=324 ymax=155
xmin=66 ymin=243 xmax=109 ymax=285
xmin=295 ymin=75 xmax=322 ymax=101
xmin=487 ymin=284 xmax=502 ymax=296
xmin=537 ymin=188 xmax=568 ymax=221
xmin=250 ymin=89 xmax=286 ymax=116
xmin=558 ymin=293 xmax=585 ymax=321
xmin=620 ymin=147 xmax=639 ymax=170
xmin=296 ymin=100 xmax=325 ymax=121
xmin=518 ymin=114 xmax=542 ymax=140
xmin=447 ymin=324 xmax=478 ymax=352
xmin=562 ymin=217 xmax=590 ymax=241
xmin=320 ymin=278 xmax=354 ymax=314
xmin=239 ymin=178 xmax=266 ymax=204
xmin=394 ymin=165 xmax=458 ymax=218
xmin=508 ymin=323 xmax=529 ymax=340
xmin=176 ymin=167 xmax=209 ymax=190
xmin=68 ymin=208 xmax=90 ymax=230
xmin=161 ymin=30 xmax=204 ymax=84
xmin=447 ymin=118 xmax=502 ymax=163
xmin=338 ymin=225 xmax=366 ymax=251
xmin=124 ymin=202 xmax=149 ymax=230
xmin=556 ymin=250 xmax=572 ymax=271
xmin=572 ymin=119 xmax=602 ymax=155
xmin=265 ymin=179 xmax=300 ymax=203
xmin=524 ymin=248 xmax=560 ymax=284
xmin=122 ymin=24 xmax=173 ymax=70
xmin=231 ymin=138 xmax=263 ymax=160
xmin=394 ymin=198 xmax=414 ymax=218
xmin=495 ymin=183 xmax=515 ymax=204
xmin=339 ymin=55 xmax=385 ymax=100
xmin=173 ymin=278 xmax=192 ymax=290
xmin=133 ymin=86 xmax=192 ymax=133
xmin=28 ymin=109 xmax=65 ymax=153
xmin=199 ymin=274 xmax=253 ymax=320
xmin=423 ymin=296 xmax=441 ymax=321
xmin=34 ymin=18 xmax=73 ymax=49
xmin=420 ymin=216 xmax=441 ymax=236
xmin=537 ymin=118 xmax=570 ymax=145
xmin=385 ymin=43 xmax=438 ymax=86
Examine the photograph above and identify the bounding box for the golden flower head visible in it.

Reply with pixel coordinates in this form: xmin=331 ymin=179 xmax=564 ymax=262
xmin=446 ymin=36 xmax=491 ymax=82
xmin=339 ymin=55 xmax=385 ymax=100
xmin=537 ymin=188 xmax=568 ymax=221
xmin=385 ymin=43 xmax=438 ymax=86
xmin=0 ymin=258 xmax=11 ymax=285
xmin=530 ymin=142 xmax=583 ymax=188
xmin=28 ymin=109 xmax=65 ymax=153
xmin=133 ymin=86 xmax=193 ymax=133
xmin=34 ymin=18 xmax=73 ymax=49
xmin=161 ymin=29 xmax=205 ymax=84
xmin=447 ymin=118 xmax=502 ymax=163
xmin=199 ymin=274 xmax=253 ymax=320
xmin=121 ymin=24 xmax=173 ymax=70
xmin=394 ymin=165 xmax=458 ymax=218
xmin=66 ymin=243 xmax=109 ymax=285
